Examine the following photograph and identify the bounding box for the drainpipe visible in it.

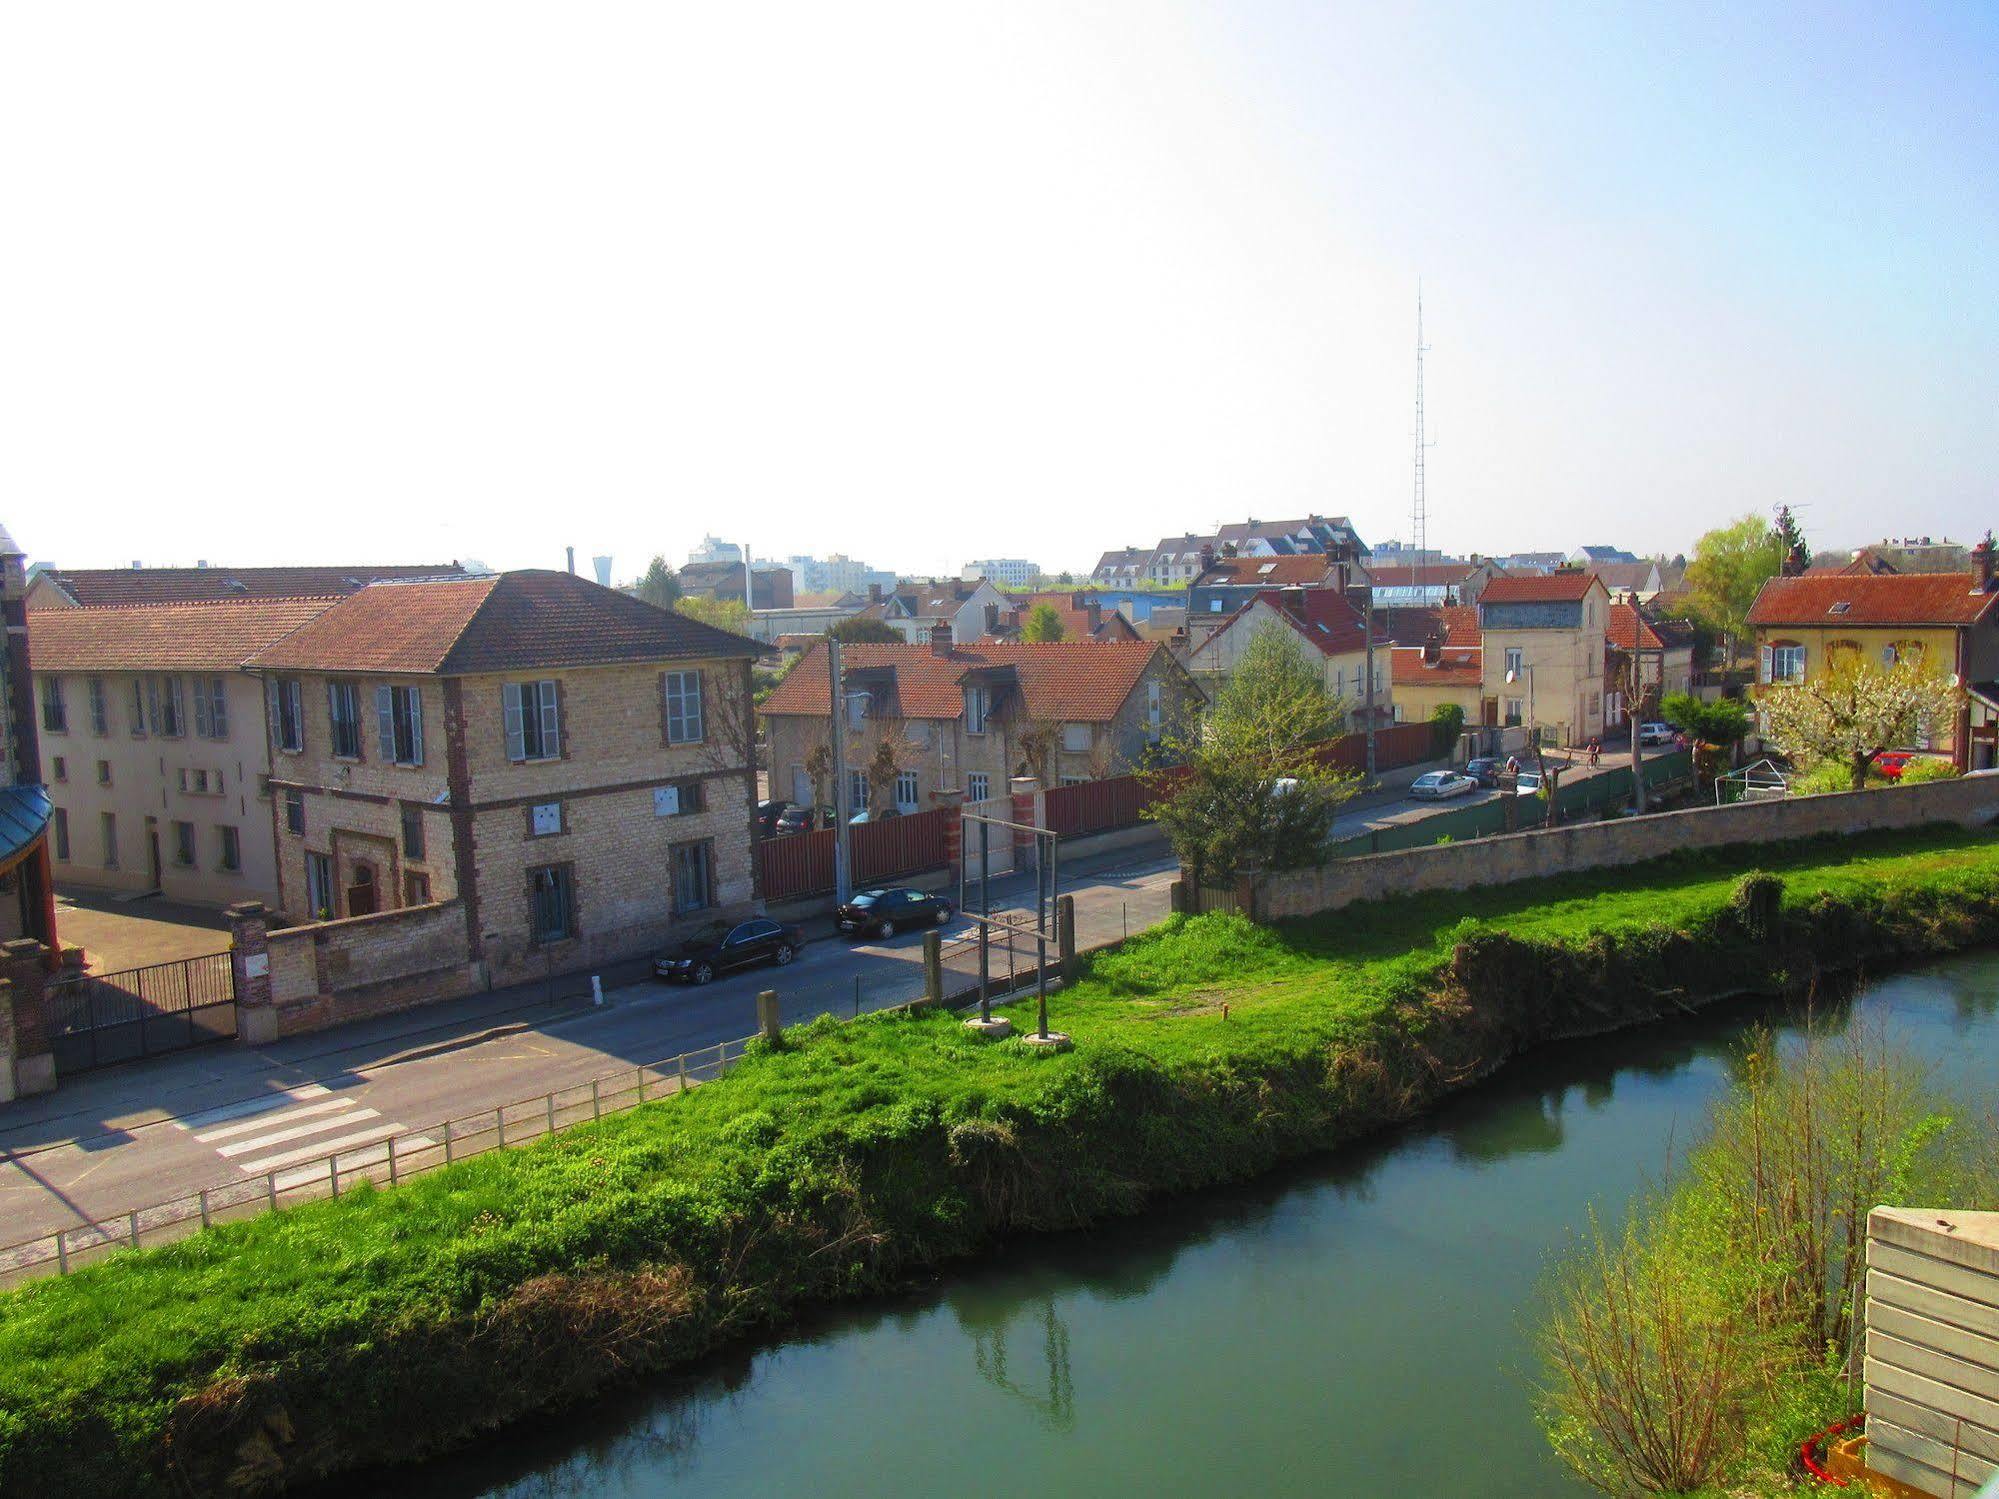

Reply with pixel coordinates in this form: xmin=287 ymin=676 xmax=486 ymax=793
xmin=828 ymin=638 xmax=852 ymax=904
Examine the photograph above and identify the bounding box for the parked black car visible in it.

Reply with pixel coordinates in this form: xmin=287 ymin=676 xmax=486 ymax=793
xmin=655 ymin=918 xmax=805 ymax=984
xmin=835 ymin=887 xmax=954 ymax=940
xmin=756 ymin=799 xmax=791 ymax=836
xmin=774 ymin=803 xmax=826 ymax=835
xmin=1465 ymin=756 xmax=1503 ymax=788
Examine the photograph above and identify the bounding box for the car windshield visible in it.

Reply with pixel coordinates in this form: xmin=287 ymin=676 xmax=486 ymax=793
xmin=687 ymin=922 xmax=730 ymax=946
xmin=850 ymin=892 xmax=883 ymax=907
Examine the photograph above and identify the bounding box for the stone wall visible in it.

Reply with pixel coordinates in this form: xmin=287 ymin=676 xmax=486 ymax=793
xmin=248 ymin=899 xmax=479 ymax=1039
xmin=1255 ymin=775 xmax=1999 ymax=921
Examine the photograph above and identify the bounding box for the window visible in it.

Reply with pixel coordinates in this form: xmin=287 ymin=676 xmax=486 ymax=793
xmin=529 ymin=864 xmax=577 ymax=942
xmin=848 ymin=770 xmax=869 ymax=810
xmin=87 ymin=677 xmax=108 ymax=736
xmin=1062 ymin=723 xmax=1091 ymax=753
xmin=404 ymin=870 xmax=432 ymax=905
xmin=895 ymin=771 xmax=920 ymax=811
xmin=1147 ymin=680 xmax=1162 ymax=732
xmin=1763 ymin=643 xmax=1806 ymax=684
xmin=51 ymin=807 xmax=69 ymax=862
xmin=375 ymin=684 xmax=425 ymax=765
xmin=843 ymin=689 xmax=872 ymax=724
xmin=398 ymin=803 xmax=425 ymax=859
xmin=1505 ymin=647 xmax=1524 ymax=676
xmin=653 ymin=780 xmax=706 ymax=817
xmin=100 ymin=812 xmax=117 ymax=868
xmin=305 ymin=851 xmax=334 ymax=918
xmin=671 ymin=840 xmax=714 ymax=915
xmin=504 ymin=680 xmax=561 ymax=762
xmin=284 ymin=789 xmax=306 ymax=836
xmin=192 ymin=678 xmax=229 ymax=740
xmin=1504 ymin=697 xmax=1524 ymax=726
xmin=964 ymin=686 xmax=988 ymax=734
xmin=149 ymin=676 xmax=185 ymax=736
xmin=529 ymin=801 xmax=564 ymax=837
xmin=662 ymin=670 xmax=705 ymax=744
xmin=967 ymin=772 xmax=991 ymax=802
xmin=39 ymin=677 xmax=66 ymax=734
xmin=51 ymin=756 xmax=66 ymax=783
xmin=172 ymin=821 xmax=195 ymax=866
xmin=218 ymin=825 xmax=241 ymax=872
xmin=1333 ymin=666 xmax=1346 ymax=699
xmin=95 ymin=759 xmax=110 ymax=786
xmin=327 ymin=681 xmax=363 ymax=758
xmin=129 ymin=679 xmax=148 ymax=737
xmin=272 ymin=679 xmax=305 ymax=753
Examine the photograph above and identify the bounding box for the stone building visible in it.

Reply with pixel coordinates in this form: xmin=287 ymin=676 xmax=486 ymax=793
xmin=247 ymin=570 xmax=766 ymax=987
xmin=760 ymin=631 xmax=1202 ymax=814
xmin=1476 ymin=572 xmax=1611 ymax=745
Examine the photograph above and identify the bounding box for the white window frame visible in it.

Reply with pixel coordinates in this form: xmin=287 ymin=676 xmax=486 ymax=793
xmin=505 ymin=680 xmax=562 ymax=762
xmin=663 ymin=670 xmax=705 ymax=745
xmin=963 ymin=685 xmax=988 ymax=735
xmin=895 ymin=770 xmax=920 ymax=812
xmin=967 ymin=771 xmax=991 ymax=802
xmin=375 ymin=683 xmax=425 ymax=766
xmin=1505 ymin=647 xmax=1524 ymax=676
xmin=848 ymin=769 xmax=869 ymax=810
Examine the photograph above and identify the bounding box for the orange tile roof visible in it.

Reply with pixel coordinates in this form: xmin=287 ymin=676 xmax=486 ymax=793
xmin=1438 ymin=605 xmax=1480 ymax=642
xmin=1746 ymin=573 xmax=1999 ymax=629
xmin=1390 ymin=644 xmax=1483 ymax=688
xmin=1366 ymin=562 xmax=1478 ymax=587
xmin=1197 ymin=555 xmax=1340 ymax=587
xmin=1480 ymin=572 xmax=1603 ymax=603
xmin=1607 ymin=602 xmax=1666 ymax=652
xmin=31 ymin=562 xmax=466 ymax=608
xmin=760 ymin=640 xmax=1166 ymax=722
xmin=250 ymin=570 xmax=765 ymax=675
xmin=26 ymin=597 xmax=342 ymax=673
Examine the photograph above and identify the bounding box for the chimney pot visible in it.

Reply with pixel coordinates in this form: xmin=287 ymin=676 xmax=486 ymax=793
xmin=930 ymin=619 xmax=953 ymax=657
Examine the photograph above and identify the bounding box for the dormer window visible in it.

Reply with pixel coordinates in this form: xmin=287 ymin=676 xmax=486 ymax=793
xmin=964 ymin=686 xmax=988 ymax=735
xmin=1828 ymin=601 xmax=1852 ymax=616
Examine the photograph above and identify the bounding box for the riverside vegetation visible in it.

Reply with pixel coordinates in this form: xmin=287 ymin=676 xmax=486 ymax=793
xmin=4 ymin=825 xmax=1999 ymax=1495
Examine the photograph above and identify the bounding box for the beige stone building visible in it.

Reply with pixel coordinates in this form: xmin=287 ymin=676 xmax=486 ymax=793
xmin=1182 ymin=588 xmax=1388 ymax=729
xmin=26 ymin=598 xmax=339 ymax=907
xmin=248 ymin=571 xmax=765 ymax=987
xmin=1476 ymin=572 xmax=1611 ymax=745
xmin=760 ymin=629 xmax=1203 ymax=815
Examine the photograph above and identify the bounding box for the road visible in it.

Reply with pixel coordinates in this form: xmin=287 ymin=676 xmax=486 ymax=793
xmin=0 ymin=751 xmax=1634 ymax=1251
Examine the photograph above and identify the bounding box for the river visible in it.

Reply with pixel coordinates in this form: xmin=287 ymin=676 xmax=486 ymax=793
xmin=379 ymin=953 xmax=1999 ymax=1499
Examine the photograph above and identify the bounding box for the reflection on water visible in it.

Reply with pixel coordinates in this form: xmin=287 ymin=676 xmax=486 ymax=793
xmin=356 ymin=952 xmax=1999 ymax=1499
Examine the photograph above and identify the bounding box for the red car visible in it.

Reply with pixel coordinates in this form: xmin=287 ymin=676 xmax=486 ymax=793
xmin=1873 ymin=751 xmax=1946 ymax=781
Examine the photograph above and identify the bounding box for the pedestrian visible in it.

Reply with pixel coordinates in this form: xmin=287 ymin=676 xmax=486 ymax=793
xmin=1588 ymin=738 xmax=1601 ymax=769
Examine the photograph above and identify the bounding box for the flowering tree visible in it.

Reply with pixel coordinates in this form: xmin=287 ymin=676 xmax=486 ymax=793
xmin=1758 ymin=656 xmax=1961 ymax=791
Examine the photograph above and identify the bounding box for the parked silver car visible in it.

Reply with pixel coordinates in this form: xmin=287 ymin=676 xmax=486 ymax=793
xmin=1409 ymin=770 xmax=1477 ymax=801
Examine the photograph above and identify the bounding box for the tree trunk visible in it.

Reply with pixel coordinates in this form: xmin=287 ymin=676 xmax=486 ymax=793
xmin=1850 ymin=753 xmax=1869 ymax=792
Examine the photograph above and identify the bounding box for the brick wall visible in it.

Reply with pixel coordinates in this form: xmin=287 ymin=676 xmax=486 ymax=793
xmin=1254 ymin=775 xmax=1999 ymax=920
xmin=260 ymin=899 xmax=477 ymax=1036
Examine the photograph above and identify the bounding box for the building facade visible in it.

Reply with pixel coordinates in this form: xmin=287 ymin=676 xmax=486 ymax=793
xmin=1183 ymin=589 xmax=1387 ymax=729
xmin=250 ymin=571 xmax=766 ymax=986
xmin=1476 ymin=573 xmax=1611 ymax=744
xmin=961 ymin=559 xmax=1041 ymax=587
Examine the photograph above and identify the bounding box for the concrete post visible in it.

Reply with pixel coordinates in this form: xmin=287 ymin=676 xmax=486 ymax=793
xmin=0 ymin=938 xmax=55 ymax=1096
xmin=756 ymin=989 xmax=781 ymax=1043
xmin=922 ymin=930 xmax=943 ymax=1007
xmin=1169 ymin=877 xmax=1191 ymax=915
xmin=1057 ymin=894 xmax=1077 ymax=982
xmin=227 ymin=902 xmax=277 ymax=1046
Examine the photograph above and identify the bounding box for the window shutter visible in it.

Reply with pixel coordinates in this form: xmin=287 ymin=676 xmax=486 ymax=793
xmin=540 ymin=680 xmax=561 ymax=759
xmin=266 ymin=680 xmax=282 ymax=750
xmin=376 ymin=686 xmax=396 ymax=760
xmin=503 ymin=683 xmax=525 ymax=761
xmin=193 ymin=682 xmax=212 ymax=739
xmin=210 ymin=680 xmax=228 ymax=740
xmin=1759 ymin=644 xmax=1773 ymax=684
xmin=691 ymin=670 xmax=706 ymax=744
xmin=408 ymin=690 xmax=424 ymax=766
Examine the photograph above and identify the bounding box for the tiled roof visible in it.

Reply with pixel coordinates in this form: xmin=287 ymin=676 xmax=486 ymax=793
xmin=1193 ymin=588 xmax=1373 ymax=661
xmin=1197 ymin=554 xmax=1340 ymax=588
xmin=250 ymin=570 xmax=766 ymax=675
xmin=1590 ymin=561 xmax=1661 ymax=592
xmin=1481 ymin=572 xmax=1603 ymax=604
xmin=27 ymin=597 xmax=342 ymax=673
xmin=31 ymin=562 xmax=467 ymax=609
xmin=760 ymin=640 xmax=1166 ymax=722
xmin=1746 ymin=573 xmax=1999 ymax=629
xmin=1366 ymin=562 xmax=1479 ymax=587
xmin=1378 ymin=604 xmax=1479 ymax=648
xmin=1607 ymin=602 xmax=1669 ymax=652
xmin=1391 ymin=644 xmax=1483 ymax=688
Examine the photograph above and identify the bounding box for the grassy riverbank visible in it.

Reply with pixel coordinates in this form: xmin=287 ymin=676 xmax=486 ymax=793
xmin=4 ymin=825 xmax=1999 ymax=1495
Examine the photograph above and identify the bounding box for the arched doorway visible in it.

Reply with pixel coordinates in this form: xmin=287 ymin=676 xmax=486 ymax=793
xmin=347 ymin=861 xmax=378 ymax=918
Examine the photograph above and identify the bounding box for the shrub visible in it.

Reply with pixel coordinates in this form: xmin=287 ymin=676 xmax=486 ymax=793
xmin=1895 ymin=755 xmax=1958 ymax=784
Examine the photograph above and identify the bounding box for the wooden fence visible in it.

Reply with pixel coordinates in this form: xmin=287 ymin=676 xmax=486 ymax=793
xmin=758 ymin=806 xmax=951 ymax=901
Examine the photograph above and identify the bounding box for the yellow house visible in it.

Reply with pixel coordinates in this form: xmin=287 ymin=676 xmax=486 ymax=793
xmin=1746 ymin=553 xmax=1999 ymax=769
xmin=1476 ymin=573 xmax=1611 ymax=745
xmin=1390 ymin=607 xmax=1483 ymax=725
xmin=1183 ymin=587 xmax=1390 ymax=730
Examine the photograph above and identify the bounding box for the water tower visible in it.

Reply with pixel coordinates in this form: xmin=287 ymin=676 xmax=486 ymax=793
xmin=592 ymin=555 xmax=613 ymax=587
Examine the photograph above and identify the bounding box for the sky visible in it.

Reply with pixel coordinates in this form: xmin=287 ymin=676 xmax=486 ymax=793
xmin=3 ymin=3 xmax=1994 ymax=582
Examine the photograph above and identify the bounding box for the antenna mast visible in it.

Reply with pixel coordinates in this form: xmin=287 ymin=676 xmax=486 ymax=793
xmin=1412 ymin=287 xmax=1433 ymax=580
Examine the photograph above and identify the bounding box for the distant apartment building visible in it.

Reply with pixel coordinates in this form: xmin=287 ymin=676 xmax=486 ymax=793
xmin=961 ymin=558 xmax=1041 ymax=588
xmin=27 ymin=597 xmax=339 ymax=908
xmin=1093 ymin=515 xmax=1367 ymax=589
xmin=1187 ymin=552 xmax=1364 ymax=620
xmin=677 ymin=560 xmax=795 ymax=611
xmin=782 ymin=553 xmax=896 ymax=597
xmin=1367 ymin=559 xmax=1503 ymax=610
xmin=687 ymin=536 xmax=742 ymax=565
xmin=249 ymin=571 xmax=766 ymax=985
xmin=1567 ymin=545 xmax=1639 ymax=568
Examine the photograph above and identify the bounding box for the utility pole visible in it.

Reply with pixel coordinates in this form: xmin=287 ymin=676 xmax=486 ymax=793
xmin=1363 ymin=586 xmax=1378 ymax=778
xmin=828 ymin=635 xmax=852 ymax=903
xmin=1412 ymin=286 xmax=1434 ymax=582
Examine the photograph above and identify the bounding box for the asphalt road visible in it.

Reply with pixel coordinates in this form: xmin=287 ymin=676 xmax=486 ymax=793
xmin=0 ymin=752 xmax=1634 ymax=1251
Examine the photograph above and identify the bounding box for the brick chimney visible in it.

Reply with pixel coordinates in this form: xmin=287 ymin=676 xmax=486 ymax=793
xmin=868 ymin=582 xmax=883 ymax=603
xmin=1423 ymin=630 xmax=1441 ymax=665
xmin=1199 ymin=541 xmax=1216 ymax=574
xmin=1084 ymin=600 xmax=1101 ymax=634
xmin=1977 ymin=532 xmax=1996 ymax=593
xmin=1781 ymin=543 xmax=1807 ymax=578
xmin=930 ymin=619 xmax=953 ymax=657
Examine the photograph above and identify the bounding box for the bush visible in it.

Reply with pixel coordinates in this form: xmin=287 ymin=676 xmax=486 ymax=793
xmin=1895 ymin=755 xmax=1958 ymax=784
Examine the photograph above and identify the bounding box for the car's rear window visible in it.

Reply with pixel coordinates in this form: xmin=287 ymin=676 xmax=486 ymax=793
xmin=851 ymin=893 xmax=880 ymax=907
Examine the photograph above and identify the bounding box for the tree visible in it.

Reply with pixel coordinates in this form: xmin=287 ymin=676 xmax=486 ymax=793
xmin=1020 ymin=603 xmax=1066 ymax=642
xmin=1770 ymin=504 xmax=1810 ymax=572
xmin=1145 ymin=623 xmax=1357 ymax=885
xmin=1683 ymin=516 xmax=1786 ymax=662
xmin=635 ymin=555 xmax=681 ymax=610
xmin=674 ymin=595 xmax=752 ymax=634
xmin=1661 ymin=691 xmax=1752 ymax=787
xmin=828 ymin=616 xmax=903 ymax=645
xmin=860 ymin=727 xmax=919 ymax=812
xmin=1758 ymin=655 xmax=1962 ymax=791
xmin=1429 ymin=701 xmax=1465 ymax=756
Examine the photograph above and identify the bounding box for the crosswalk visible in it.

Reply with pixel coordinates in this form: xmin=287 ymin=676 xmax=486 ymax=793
xmin=173 ymin=1084 xmax=434 ymax=1190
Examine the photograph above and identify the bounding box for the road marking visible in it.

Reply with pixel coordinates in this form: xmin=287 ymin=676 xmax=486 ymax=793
xmin=172 ymin=1083 xmax=431 ymax=1182
xmin=177 ymin=1083 xmax=331 ymax=1131
xmin=241 ymin=1122 xmax=411 ymax=1173
xmin=193 ymin=1096 xmax=357 ymax=1144
xmin=215 ymin=1107 xmax=380 ymax=1158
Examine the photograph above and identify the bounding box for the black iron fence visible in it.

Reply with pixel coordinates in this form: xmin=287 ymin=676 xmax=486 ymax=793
xmin=48 ymin=952 xmax=237 ymax=1074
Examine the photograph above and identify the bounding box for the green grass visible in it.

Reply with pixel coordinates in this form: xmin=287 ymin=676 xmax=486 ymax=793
xmin=4 ymin=824 xmax=1998 ymax=1495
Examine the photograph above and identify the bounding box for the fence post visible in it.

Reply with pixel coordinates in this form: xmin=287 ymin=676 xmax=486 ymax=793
xmin=444 ymin=1118 xmax=454 ymax=1163
xmin=677 ymin=1052 xmax=687 ymax=1089
xmin=329 ymin=1156 xmax=339 ymax=1198
xmin=1057 ymin=894 xmax=1077 ymax=983
xmin=853 ymin=973 xmax=861 ymax=1017
xmin=128 ymin=1211 xmax=140 ymax=1249
xmin=267 ymin=1170 xmax=277 ymax=1210
xmin=55 ymin=1229 xmax=68 ymax=1275
xmin=922 ymin=933 xmax=942 ymax=1007
xmin=757 ymin=988 xmax=782 ymax=1042
xmin=496 ymin=1106 xmax=506 ymax=1148
xmin=637 ymin=1064 xmax=646 ymax=1103
xmin=546 ymin=1092 xmax=556 ymax=1135
xmin=199 ymin=1188 xmax=211 ymax=1229
xmin=388 ymin=1134 xmax=399 ymax=1186
xmin=592 ymin=1078 xmax=602 ymax=1120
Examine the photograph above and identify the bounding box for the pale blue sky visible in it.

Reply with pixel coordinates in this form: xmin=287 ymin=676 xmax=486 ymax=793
xmin=3 ymin=3 xmax=1992 ymax=578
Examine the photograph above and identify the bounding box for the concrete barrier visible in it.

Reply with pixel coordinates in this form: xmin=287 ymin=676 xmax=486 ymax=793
xmin=1255 ymin=775 xmax=1999 ymax=921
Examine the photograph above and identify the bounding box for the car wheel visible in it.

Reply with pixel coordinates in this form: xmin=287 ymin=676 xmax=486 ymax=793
xmin=693 ymin=963 xmax=714 ymax=985
xmin=934 ymin=904 xmax=952 ymax=925
xmin=875 ymin=919 xmax=896 ymax=940
xmin=773 ymin=943 xmax=794 ymax=966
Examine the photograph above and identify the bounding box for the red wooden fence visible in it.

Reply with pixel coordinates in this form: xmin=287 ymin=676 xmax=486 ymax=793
xmin=757 ymin=806 xmax=952 ymax=903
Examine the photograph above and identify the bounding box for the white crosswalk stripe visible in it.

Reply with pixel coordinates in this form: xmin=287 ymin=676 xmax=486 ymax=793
xmin=172 ymin=1084 xmax=433 ymax=1182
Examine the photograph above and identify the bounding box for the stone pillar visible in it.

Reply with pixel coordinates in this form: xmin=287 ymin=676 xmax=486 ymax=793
xmin=228 ymin=902 xmax=278 ymax=1046
xmin=1057 ymin=894 xmax=1077 ymax=982
xmin=1233 ymin=870 xmax=1261 ymax=924
xmin=935 ymin=787 xmax=967 ymax=882
xmin=0 ymin=938 xmax=55 ymax=1096
xmin=922 ymin=930 xmax=943 ymax=1006
xmin=1169 ymin=877 xmax=1191 ymax=916
xmin=1009 ymin=777 xmax=1041 ymax=856
xmin=756 ymin=989 xmax=782 ymax=1042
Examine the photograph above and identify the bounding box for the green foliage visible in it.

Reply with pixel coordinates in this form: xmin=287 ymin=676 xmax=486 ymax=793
xmin=1770 ymin=503 xmax=1810 ymax=570
xmin=635 ymin=554 xmax=681 ymax=609
xmin=1020 ymin=603 xmax=1065 ymax=642
xmin=1760 ymin=654 xmax=1964 ymax=791
xmin=1429 ymin=701 xmax=1465 ymax=753
xmin=7 ymin=828 xmax=1999 ymax=1496
xmin=828 ymin=616 xmax=904 ymax=644
xmin=1894 ymin=755 xmax=1958 ymax=784
xmin=1660 ymin=691 xmax=1749 ymax=746
xmin=1684 ymin=515 xmax=1786 ymax=648
xmin=1211 ymin=622 xmax=1346 ymax=747
xmin=674 ymin=595 xmax=752 ymax=634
